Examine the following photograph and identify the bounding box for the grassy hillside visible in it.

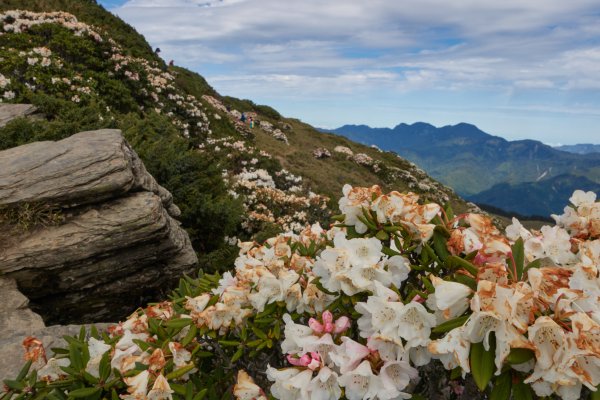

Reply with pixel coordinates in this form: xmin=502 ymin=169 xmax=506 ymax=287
xmin=0 ymin=1 xmax=472 ymax=274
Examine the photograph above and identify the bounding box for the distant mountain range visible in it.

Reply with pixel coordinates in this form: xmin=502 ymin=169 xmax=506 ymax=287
xmin=325 ymin=122 xmax=600 ymax=217
xmin=555 ymin=143 xmax=600 ymax=154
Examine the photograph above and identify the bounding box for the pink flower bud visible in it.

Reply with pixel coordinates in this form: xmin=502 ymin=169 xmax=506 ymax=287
xmin=321 ymin=310 xmax=334 ymax=325
xmin=287 ymin=354 xmax=311 ymax=367
xmin=324 ymin=322 xmax=334 ymax=333
xmin=333 ymin=316 xmax=351 ymax=333
xmin=473 ymin=252 xmax=488 ymax=266
xmin=308 ymin=318 xmax=324 ymax=334
xmin=310 ymin=352 xmax=321 ymax=362
xmin=411 ymin=294 xmax=425 ymax=303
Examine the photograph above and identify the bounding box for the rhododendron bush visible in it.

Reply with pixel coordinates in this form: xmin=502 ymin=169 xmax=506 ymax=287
xmin=3 ymin=186 xmax=600 ymax=400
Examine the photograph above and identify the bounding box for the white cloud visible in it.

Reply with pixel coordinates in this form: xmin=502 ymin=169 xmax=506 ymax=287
xmin=109 ymin=0 xmax=600 ymax=143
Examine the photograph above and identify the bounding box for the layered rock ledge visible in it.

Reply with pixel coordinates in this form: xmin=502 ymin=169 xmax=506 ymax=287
xmin=0 ymin=128 xmax=198 ymax=324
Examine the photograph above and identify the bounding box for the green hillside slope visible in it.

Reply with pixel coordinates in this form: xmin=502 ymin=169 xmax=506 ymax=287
xmin=0 ymin=1 xmax=471 ymax=273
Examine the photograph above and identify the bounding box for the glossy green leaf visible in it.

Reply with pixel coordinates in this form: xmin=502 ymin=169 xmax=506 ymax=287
xmin=506 ymin=348 xmax=534 ymax=365
xmin=15 ymin=360 xmax=32 ymax=381
xmin=181 ymin=324 xmax=198 ymax=347
xmin=166 ymin=364 xmax=196 ymax=380
xmin=446 ymin=255 xmax=478 ymax=276
xmin=231 ymin=348 xmax=244 ymax=363
xmin=512 ymin=380 xmax=533 ymax=400
xmin=470 ymin=339 xmax=495 ymax=392
xmin=511 ymin=238 xmax=525 ymax=280
xmin=432 ymin=230 xmax=450 ymax=261
xmin=67 ymin=387 xmax=101 ymax=398
xmin=166 ymin=318 xmax=193 ymax=329
xmin=490 ymin=371 xmax=511 ymax=400
xmin=192 ymin=389 xmax=208 ymax=400
xmin=432 ymin=315 xmax=469 ymax=333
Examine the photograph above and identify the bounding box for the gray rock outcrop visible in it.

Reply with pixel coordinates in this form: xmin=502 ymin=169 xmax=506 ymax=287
xmin=0 ymin=277 xmax=111 ymax=381
xmin=0 ymin=129 xmax=197 ymax=324
xmin=0 ymin=104 xmax=38 ymax=128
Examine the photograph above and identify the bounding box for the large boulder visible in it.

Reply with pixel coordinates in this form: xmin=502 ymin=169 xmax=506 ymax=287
xmin=0 ymin=129 xmax=197 ymax=324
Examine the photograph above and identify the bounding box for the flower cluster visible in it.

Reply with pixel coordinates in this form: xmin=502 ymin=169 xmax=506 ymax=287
xmin=232 ymin=167 xmax=329 ymax=234
xmin=0 ymin=10 xmax=210 ymax=137
xmin=267 ymin=310 xmax=417 ymax=400
xmin=32 ymin=301 xmax=185 ymax=399
xmin=0 ymin=10 xmax=103 ymax=41
xmin=6 ymin=186 xmax=599 ymax=400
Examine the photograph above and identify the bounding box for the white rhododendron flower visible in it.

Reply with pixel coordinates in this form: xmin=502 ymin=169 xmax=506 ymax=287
xmin=395 ymin=302 xmax=436 ymax=349
xmin=85 ymin=337 xmax=112 ymax=377
xmin=147 ymin=374 xmax=174 ymax=400
xmin=428 ymin=326 xmax=471 ymax=374
xmin=233 ymin=370 xmax=267 ymax=400
xmin=426 ymin=275 xmax=472 ymax=320
xmin=337 ymin=361 xmax=380 ymax=400
xmin=123 ymin=370 xmax=150 ymax=399
xmin=38 ymin=358 xmax=70 ymax=382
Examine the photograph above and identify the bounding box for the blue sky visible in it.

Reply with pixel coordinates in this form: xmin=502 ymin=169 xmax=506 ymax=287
xmin=99 ymin=0 xmax=600 ymax=144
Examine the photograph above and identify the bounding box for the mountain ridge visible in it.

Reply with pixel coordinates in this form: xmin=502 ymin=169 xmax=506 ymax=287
xmin=555 ymin=143 xmax=600 ymax=154
xmin=327 ymin=122 xmax=600 ymax=216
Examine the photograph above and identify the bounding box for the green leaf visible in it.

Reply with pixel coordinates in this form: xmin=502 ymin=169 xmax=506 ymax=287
xmin=166 ymin=364 xmax=196 ymax=380
xmin=2 ymin=379 xmax=25 ymax=391
xmin=231 ymin=348 xmax=244 ymax=363
xmin=99 ymin=351 xmax=111 ymax=381
xmin=591 ymin=384 xmax=600 ymax=400
xmin=251 ymin=326 xmax=267 ymax=340
xmin=420 ymin=276 xmax=435 ymax=293
xmin=383 ymin=225 xmax=402 ymax=233
xmin=132 ymin=339 xmax=152 ymax=351
xmin=449 ymin=367 xmax=462 ymax=380
xmin=512 ymin=381 xmax=533 ymax=400
xmin=82 ymin=370 xmax=99 ymax=385
xmin=15 ymin=360 xmax=32 ymax=381
xmin=376 ymin=230 xmax=389 ymax=241
xmin=192 ymin=389 xmax=208 ymax=400
xmin=312 ymin=277 xmax=338 ymax=295
xmin=470 ymin=339 xmax=496 ymax=392
xmin=444 ymin=203 xmax=455 ymax=220
xmin=523 ymin=259 xmax=541 ymax=274
xmin=331 ymin=214 xmax=345 ymax=222
xmin=381 ymin=246 xmax=401 ymax=257
xmin=218 ymin=340 xmax=241 ymax=347
xmin=90 ymin=325 xmax=99 ymax=340
xmin=68 ymin=387 xmax=101 ymax=398
xmin=506 ymin=348 xmax=534 ymax=365
xmin=446 ymin=255 xmax=478 ymax=276
xmin=181 ymin=324 xmax=198 ymax=347
xmin=166 ymin=318 xmax=193 ymax=329
xmin=195 ymin=351 xmax=213 ymax=358
xmin=490 ymin=371 xmax=511 ymax=400
xmin=454 ymin=273 xmax=477 ymax=290
xmin=432 ymin=315 xmax=469 ymax=333
xmin=68 ymin=342 xmax=83 ymax=371
xmin=432 ymin=230 xmax=450 ymax=261
xmin=511 ymin=238 xmax=525 ymax=280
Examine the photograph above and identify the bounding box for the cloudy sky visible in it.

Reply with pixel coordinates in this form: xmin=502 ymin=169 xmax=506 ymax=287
xmin=100 ymin=0 xmax=600 ymax=144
